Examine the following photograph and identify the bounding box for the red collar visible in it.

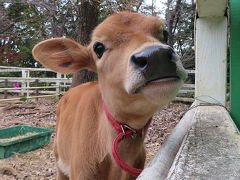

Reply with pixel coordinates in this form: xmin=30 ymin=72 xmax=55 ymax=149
xmin=102 ymin=99 xmax=152 ymax=177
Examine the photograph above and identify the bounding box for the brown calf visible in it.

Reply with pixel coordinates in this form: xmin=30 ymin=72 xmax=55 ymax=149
xmin=33 ymin=12 xmax=187 ymax=180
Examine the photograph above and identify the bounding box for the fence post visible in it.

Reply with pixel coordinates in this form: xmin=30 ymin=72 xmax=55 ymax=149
xmin=4 ymin=79 xmax=8 ymax=99
xmin=64 ymin=74 xmax=66 ymax=93
xmin=56 ymin=73 xmax=61 ymax=99
xmin=35 ymin=79 xmax=39 ymax=101
xmin=26 ymin=70 xmax=30 ymax=98
xmin=21 ymin=70 xmax=26 ymax=96
xmin=195 ymin=17 xmax=227 ymax=106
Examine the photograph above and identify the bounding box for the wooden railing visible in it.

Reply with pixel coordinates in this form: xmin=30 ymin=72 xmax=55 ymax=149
xmin=0 ymin=66 xmax=71 ymax=102
xmin=0 ymin=66 xmax=195 ymax=102
xmin=175 ymin=69 xmax=195 ymax=103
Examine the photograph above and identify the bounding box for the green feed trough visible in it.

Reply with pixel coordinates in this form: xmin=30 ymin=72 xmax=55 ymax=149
xmin=0 ymin=125 xmax=54 ymax=159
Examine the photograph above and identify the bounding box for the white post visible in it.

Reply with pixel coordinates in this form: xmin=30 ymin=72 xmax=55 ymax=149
xmin=26 ymin=70 xmax=30 ymax=98
xmin=21 ymin=70 xmax=26 ymax=96
xmin=56 ymin=73 xmax=61 ymax=98
xmin=64 ymin=74 xmax=67 ymax=93
xmin=195 ymin=17 xmax=227 ymax=106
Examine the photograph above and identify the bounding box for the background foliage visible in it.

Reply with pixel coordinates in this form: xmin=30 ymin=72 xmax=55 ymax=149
xmin=0 ymin=0 xmax=195 ymax=69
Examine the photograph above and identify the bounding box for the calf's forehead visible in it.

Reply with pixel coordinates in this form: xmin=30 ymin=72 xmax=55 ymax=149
xmin=92 ymin=12 xmax=165 ymax=44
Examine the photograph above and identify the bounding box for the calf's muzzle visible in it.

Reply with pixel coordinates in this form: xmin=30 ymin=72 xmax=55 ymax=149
xmin=130 ymin=45 xmax=178 ymax=82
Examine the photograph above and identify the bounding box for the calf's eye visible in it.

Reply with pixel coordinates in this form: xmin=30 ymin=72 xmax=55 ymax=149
xmin=93 ymin=42 xmax=106 ymax=59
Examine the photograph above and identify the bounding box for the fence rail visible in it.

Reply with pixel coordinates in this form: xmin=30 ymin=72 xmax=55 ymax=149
xmin=0 ymin=66 xmax=49 ymax=71
xmin=0 ymin=66 xmax=71 ymax=101
xmin=0 ymin=66 xmax=195 ymax=102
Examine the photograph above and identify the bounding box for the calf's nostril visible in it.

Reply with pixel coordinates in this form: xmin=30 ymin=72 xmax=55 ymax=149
xmin=131 ymin=55 xmax=148 ymax=69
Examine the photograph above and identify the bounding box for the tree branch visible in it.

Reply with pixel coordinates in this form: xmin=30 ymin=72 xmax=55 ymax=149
xmin=0 ymin=23 xmax=14 ymax=34
xmin=4 ymin=0 xmax=53 ymax=9
xmin=136 ymin=0 xmax=144 ymax=12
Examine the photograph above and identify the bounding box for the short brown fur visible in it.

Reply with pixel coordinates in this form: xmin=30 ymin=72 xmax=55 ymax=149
xmin=33 ymin=12 xmax=186 ymax=180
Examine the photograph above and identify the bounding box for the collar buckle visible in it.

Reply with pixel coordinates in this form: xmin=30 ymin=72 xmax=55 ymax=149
xmin=120 ymin=124 xmax=138 ymax=139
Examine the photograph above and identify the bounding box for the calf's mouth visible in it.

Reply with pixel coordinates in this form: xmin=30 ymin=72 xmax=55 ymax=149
xmin=134 ymin=75 xmax=180 ymax=93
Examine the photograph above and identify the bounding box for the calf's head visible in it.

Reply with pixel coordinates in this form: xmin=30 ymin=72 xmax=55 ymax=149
xmin=33 ymin=12 xmax=187 ymax=127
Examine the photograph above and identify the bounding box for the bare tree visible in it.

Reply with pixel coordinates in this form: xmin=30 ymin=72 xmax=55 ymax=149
xmin=102 ymin=0 xmax=144 ymax=12
xmin=165 ymin=0 xmax=196 ymax=70
xmin=0 ymin=0 xmax=55 ymax=12
xmin=0 ymin=5 xmax=13 ymax=36
xmin=71 ymin=0 xmax=100 ymax=88
xmin=166 ymin=0 xmax=182 ymax=47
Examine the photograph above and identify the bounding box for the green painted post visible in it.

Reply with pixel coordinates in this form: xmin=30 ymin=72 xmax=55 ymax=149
xmin=230 ymin=0 xmax=240 ymax=129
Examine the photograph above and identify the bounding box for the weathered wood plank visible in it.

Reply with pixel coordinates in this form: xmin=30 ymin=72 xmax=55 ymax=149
xmin=197 ymin=0 xmax=228 ymax=17
xmin=167 ymin=106 xmax=240 ymax=179
xmin=0 ymin=86 xmax=59 ymax=91
xmin=0 ymin=94 xmax=60 ymax=102
xmin=174 ymin=97 xmax=194 ymax=103
xmin=0 ymin=66 xmax=49 ymax=71
xmin=179 ymin=89 xmax=194 ymax=93
xmin=137 ymin=103 xmax=197 ymax=180
xmin=182 ymin=84 xmax=195 ymax=88
xmin=195 ymin=17 xmax=227 ymax=106
xmin=185 ymin=69 xmax=195 ymax=74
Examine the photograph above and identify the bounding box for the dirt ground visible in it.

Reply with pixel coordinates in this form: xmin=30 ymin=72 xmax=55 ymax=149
xmin=0 ymin=97 xmax=190 ymax=179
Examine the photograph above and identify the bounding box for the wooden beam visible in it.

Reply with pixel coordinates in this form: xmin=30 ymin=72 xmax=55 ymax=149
xmin=167 ymin=106 xmax=240 ymax=179
xmin=195 ymin=17 xmax=227 ymax=106
xmin=230 ymin=0 xmax=240 ymax=129
xmin=174 ymin=97 xmax=194 ymax=103
xmin=197 ymin=0 xmax=228 ymax=17
xmin=0 ymin=66 xmax=49 ymax=71
xmin=185 ymin=69 xmax=195 ymax=74
xmin=182 ymin=84 xmax=195 ymax=88
xmin=137 ymin=103 xmax=198 ymax=180
xmin=0 ymin=94 xmax=61 ymax=102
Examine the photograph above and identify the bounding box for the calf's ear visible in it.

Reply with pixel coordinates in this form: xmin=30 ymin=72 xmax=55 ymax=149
xmin=32 ymin=38 xmax=96 ymax=74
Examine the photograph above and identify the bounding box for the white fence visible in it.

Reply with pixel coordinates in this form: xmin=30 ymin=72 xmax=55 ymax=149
xmin=0 ymin=66 xmax=195 ymax=102
xmin=0 ymin=66 xmax=72 ymax=102
xmin=176 ymin=69 xmax=195 ymax=102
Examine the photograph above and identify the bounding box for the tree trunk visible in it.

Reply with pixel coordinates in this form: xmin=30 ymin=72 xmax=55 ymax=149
xmin=71 ymin=0 xmax=99 ymax=88
xmin=166 ymin=0 xmax=182 ymax=47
